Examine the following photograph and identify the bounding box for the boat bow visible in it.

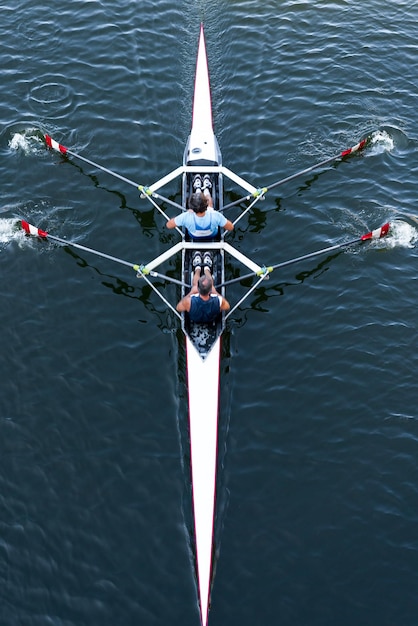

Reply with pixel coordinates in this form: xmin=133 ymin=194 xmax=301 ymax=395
xmin=187 ymin=24 xmax=219 ymax=166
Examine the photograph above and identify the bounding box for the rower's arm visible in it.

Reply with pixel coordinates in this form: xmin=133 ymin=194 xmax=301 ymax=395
xmin=220 ymin=297 xmax=230 ymax=311
xmin=223 ymin=220 xmax=234 ymax=231
xmin=166 ymin=218 xmax=177 ymax=229
xmin=176 ymin=296 xmax=191 ymax=312
xmin=212 ymin=291 xmax=230 ymax=311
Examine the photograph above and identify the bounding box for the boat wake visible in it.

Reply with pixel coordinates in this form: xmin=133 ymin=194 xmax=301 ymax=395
xmin=368 ymin=129 xmax=395 ymax=154
xmin=0 ymin=218 xmax=26 ymax=249
xmin=385 ymin=219 xmax=418 ymax=249
xmin=8 ymin=127 xmax=45 ymax=156
xmin=367 ymin=126 xmax=410 ymax=156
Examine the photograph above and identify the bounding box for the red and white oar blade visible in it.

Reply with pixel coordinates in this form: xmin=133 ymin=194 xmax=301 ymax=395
xmin=45 ymin=134 xmax=68 ymax=155
xmin=361 ymin=222 xmax=390 ymax=241
xmin=341 ymin=137 xmax=368 ymax=157
xmin=21 ymin=220 xmax=48 ymax=238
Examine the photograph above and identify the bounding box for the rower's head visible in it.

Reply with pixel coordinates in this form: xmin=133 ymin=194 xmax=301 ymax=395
xmin=198 ymin=274 xmax=212 ymax=296
xmin=189 ymin=192 xmax=208 ymax=214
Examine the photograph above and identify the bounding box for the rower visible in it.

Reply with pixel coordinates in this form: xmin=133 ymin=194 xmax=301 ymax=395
xmin=166 ymin=175 xmax=233 ymax=240
xmin=176 ymin=251 xmax=230 ymax=323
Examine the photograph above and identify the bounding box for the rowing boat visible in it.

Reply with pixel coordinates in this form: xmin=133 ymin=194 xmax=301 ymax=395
xmin=181 ymin=26 xmax=223 ymax=626
xmin=174 ymin=27 xmax=273 ymax=624
xmin=21 ymin=23 xmax=392 ymax=626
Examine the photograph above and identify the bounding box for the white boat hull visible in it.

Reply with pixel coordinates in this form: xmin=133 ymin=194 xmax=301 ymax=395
xmin=186 ymin=335 xmax=221 ymax=625
xmin=183 ymin=25 xmax=222 ymax=626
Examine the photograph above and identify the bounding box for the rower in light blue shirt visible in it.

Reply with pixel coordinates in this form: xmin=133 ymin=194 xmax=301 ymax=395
xmin=166 ymin=174 xmax=233 ymax=240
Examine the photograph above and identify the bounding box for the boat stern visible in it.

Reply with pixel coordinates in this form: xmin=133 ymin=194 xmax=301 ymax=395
xmin=186 ymin=334 xmax=221 ymax=626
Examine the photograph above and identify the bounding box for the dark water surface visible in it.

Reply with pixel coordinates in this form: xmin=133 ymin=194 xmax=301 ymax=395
xmin=1 ymin=1 xmax=418 ymax=625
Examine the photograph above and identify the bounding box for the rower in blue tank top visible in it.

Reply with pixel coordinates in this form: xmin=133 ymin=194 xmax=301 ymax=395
xmin=166 ymin=174 xmax=234 ymax=240
xmin=176 ymin=250 xmax=230 ymax=323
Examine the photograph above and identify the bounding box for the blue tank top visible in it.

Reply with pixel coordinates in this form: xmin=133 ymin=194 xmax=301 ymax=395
xmin=189 ymin=294 xmax=221 ymax=323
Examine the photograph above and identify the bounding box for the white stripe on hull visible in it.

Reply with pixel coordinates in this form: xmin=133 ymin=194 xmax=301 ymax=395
xmin=186 ymin=335 xmax=221 ymax=626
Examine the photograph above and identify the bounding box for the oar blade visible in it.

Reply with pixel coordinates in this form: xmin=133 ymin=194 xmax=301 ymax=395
xmin=21 ymin=220 xmax=48 ymax=238
xmin=361 ymin=222 xmax=390 ymax=241
xmin=45 ymin=134 xmax=68 ymax=155
xmin=340 ymin=137 xmax=368 ymax=157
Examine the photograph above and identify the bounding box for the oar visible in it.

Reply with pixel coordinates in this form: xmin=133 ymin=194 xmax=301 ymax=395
xmin=22 ymin=219 xmax=141 ymax=271
xmin=223 ymin=137 xmax=369 ymax=211
xmin=217 ymin=222 xmax=390 ymax=288
xmin=20 ymin=220 xmax=189 ymax=288
xmin=44 ymin=135 xmax=183 ymax=212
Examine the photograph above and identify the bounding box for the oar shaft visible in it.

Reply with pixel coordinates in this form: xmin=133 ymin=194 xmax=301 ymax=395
xmin=45 ymin=134 xmax=185 ymax=214
xmin=22 ymin=221 xmax=184 ymax=316
xmin=270 ymin=237 xmax=361 ymax=271
xmin=218 ymin=222 xmax=390 ymax=288
xmin=219 ymin=238 xmax=358 ymax=287
xmin=267 ymin=138 xmax=368 ymax=193
xmin=223 ymin=138 xmax=368 ymax=211
xmin=271 ymin=222 xmax=389 ymax=271
xmin=22 ymin=218 xmax=141 ymax=270
xmin=222 ymin=154 xmax=344 ymax=211
xmin=267 ymin=155 xmax=342 ymax=192
xmin=67 ymin=148 xmax=140 ymax=189
xmin=45 ymin=135 xmax=140 ymax=189
xmin=41 ymin=231 xmax=137 ymax=270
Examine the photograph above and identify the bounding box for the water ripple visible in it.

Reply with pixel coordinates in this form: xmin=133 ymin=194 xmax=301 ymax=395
xmin=28 ymin=78 xmax=77 ymax=120
xmin=16 ymin=10 xmax=62 ymax=52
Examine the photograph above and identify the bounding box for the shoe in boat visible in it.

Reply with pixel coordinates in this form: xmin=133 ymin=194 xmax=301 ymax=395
xmin=202 ymin=174 xmax=212 ymax=190
xmin=193 ymin=174 xmax=202 ymax=190
xmin=192 ymin=251 xmax=202 ymax=270
xmin=203 ymin=251 xmax=213 ymax=271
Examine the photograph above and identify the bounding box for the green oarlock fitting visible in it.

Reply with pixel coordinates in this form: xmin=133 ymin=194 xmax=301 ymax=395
xmin=138 ymin=185 xmax=152 ymax=197
xmin=253 ymin=187 xmax=268 ymax=199
xmin=136 ymin=264 xmax=150 ymax=278
xmin=256 ymin=265 xmax=273 ymax=277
